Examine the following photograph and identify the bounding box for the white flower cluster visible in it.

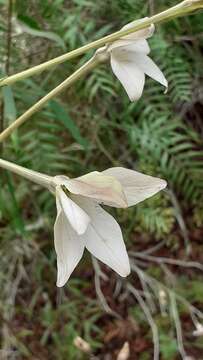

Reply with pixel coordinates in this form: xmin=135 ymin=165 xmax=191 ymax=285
xmin=50 ymin=19 xmax=168 ymax=286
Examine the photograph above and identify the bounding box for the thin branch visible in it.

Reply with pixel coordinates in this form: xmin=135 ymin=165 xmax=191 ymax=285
xmin=113 ymin=278 xmax=123 ymax=298
xmin=0 ymin=0 xmax=13 ymax=140
xmin=161 ymin=264 xmax=188 ymax=359
xmin=95 ymin=134 xmax=119 ymax=166
xmin=130 ymin=261 xmax=203 ymax=321
xmin=91 ymin=256 xmax=121 ymax=319
xmin=130 ymin=252 xmax=203 ymax=271
xmin=170 ymin=292 xmax=188 ymax=359
xmin=135 ymin=267 xmax=157 ymax=313
xmin=161 ymin=263 xmax=177 ymax=287
xmin=127 ymin=283 xmax=159 ymax=360
xmin=139 ymin=239 xmax=167 ymax=255
xmin=6 ymin=0 xmax=13 ymax=75
xmin=167 ymin=188 xmax=191 ymax=255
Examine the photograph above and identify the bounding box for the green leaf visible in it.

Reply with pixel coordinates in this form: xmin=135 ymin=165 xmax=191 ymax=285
xmin=2 ymin=85 xmax=19 ymax=148
xmin=17 ymin=17 xmax=65 ymax=50
xmin=50 ymin=100 xmax=89 ymax=149
xmin=17 ymin=14 xmax=41 ymax=30
xmin=2 ymin=85 xmax=17 ymax=124
xmin=5 ymin=172 xmax=25 ymax=235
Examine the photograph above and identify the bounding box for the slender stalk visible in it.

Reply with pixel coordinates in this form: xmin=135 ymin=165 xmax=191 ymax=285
xmin=167 ymin=189 xmax=191 ymax=255
xmin=5 ymin=0 xmax=13 ymax=75
xmin=170 ymin=292 xmax=187 ymax=359
xmin=0 ymin=158 xmax=52 ymax=189
xmin=92 ymin=256 xmax=121 ymax=319
xmin=0 ymin=0 xmax=13 ymax=138
xmin=0 ymin=51 xmax=107 ymax=143
xmin=0 ymin=0 xmax=202 ymax=87
xmin=127 ymin=283 xmax=159 ymax=360
xmin=130 ymin=252 xmax=203 ymax=271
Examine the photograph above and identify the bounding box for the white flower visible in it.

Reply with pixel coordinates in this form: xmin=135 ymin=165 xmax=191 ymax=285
xmin=51 ymin=168 xmax=167 ymax=287
xmin=107 ymin=19 xmax=168 ymax=101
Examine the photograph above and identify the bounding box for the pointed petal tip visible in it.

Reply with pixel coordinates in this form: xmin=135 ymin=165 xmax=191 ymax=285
xmin=110 ymin=55 xmax=145 ymax=103
xmin=56 ymin=265 xmax=69 ymax=287
xmin=127 ymin=84 xmax=145 ymax=102
xmin=116 ymin=257 xmax=131 ymax=277
xmin=119 ymin=265 xmax=131 ymax=278
xmin=56 ymin=275 xmax=66 ymax=287
xmin=56 ymin=268 xmax=71 ymax=287
xmin=129 ymin=94 xmax=141 ymax=102
xmin=56 ymin=280 xmax=65 ymax=288
xmin=160 ymin=179 xmax=167 ymax=190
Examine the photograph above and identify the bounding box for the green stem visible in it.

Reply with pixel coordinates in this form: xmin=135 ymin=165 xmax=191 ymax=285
xmin=0 ymin=0 xmax=13 ymax=148
xmin=0 ymin=0 xmax=202 ymax=87
xmin=0 ymin=50 xmax=107 ymax=143
xmin=0 ymin=158 xmax=52 ymax=189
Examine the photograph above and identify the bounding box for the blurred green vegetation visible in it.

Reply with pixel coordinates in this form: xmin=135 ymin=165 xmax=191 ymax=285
xmin=0 ymin=0 xmax=203 ymax=359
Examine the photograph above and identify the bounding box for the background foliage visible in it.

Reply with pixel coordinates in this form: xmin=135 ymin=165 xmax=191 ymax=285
xmin=0 ymin=0 xmax=203 ymax=359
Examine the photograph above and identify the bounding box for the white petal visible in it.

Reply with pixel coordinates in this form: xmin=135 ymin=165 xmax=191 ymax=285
xmin=54 ymin=204 xmax=85 ymax=287
xmin=102 ymin=167 xmax=167 ymax=207
xmin=109 ymin=39 xmax=150 ymax=59
xmin=72 ymin=196 xmax=130 ymax=277
xmin=57 ymin=186 xmax=90 ymax=235
xmin=133 ymin=54 xmax=168 ymax=89
xmin=123 ymin=39 xmax=150 ymax=54
xmin=108 ymin=38 xmax=150 ymax=53
xmin=108 ymin=18 xmax=154 ymax=53
xmin=122 ymin=18 xmax=155 ymax=40
xmin=56 ymin=172 xmax=127 ymax=208
xmin=110 ymin=54 xmax=145 ymax=101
